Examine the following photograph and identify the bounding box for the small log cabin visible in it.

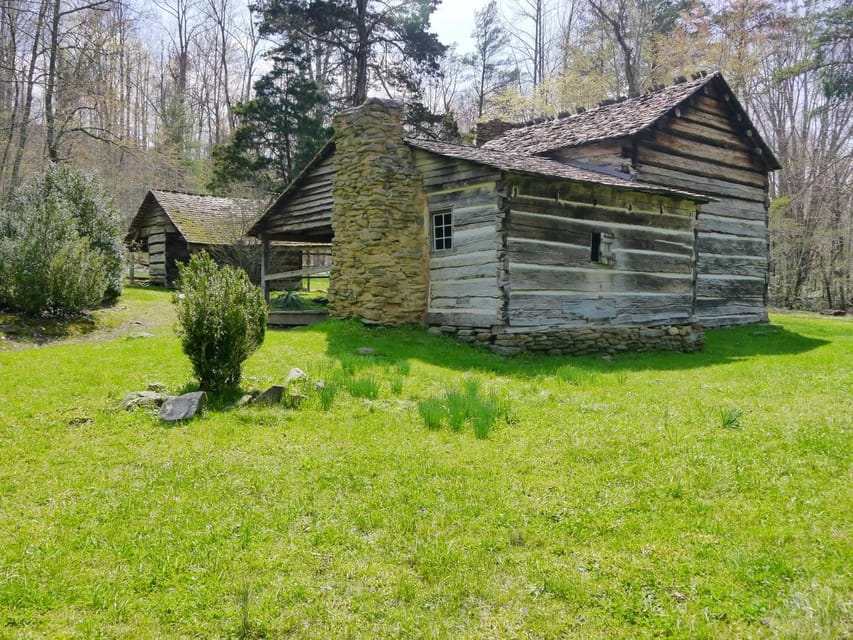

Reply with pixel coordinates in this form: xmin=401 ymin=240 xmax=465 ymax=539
xmin=126 ymin=189 xmax=303 ymax=287
xmin=480 ymin=71 xmax=781 ymax=327
xmin=249 ymin=80 xmax=781 ymax=355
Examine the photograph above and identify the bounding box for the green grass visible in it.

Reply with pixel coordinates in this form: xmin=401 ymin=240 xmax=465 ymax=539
xmin=0 ymin=289 xmax=850 ymax=638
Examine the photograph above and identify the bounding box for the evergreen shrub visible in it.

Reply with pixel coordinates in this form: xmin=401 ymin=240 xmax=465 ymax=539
xmin=174 ymin=252 xmax=266 ymax=393
xmin=0 ymin=164 xmax=125 ymax=315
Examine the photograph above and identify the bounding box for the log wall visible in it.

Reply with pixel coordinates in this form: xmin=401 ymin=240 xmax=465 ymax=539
xmin=131 ymin=204 xmax=181 ymax=286
xmin=504 ymin=176 xmax=699 ymax=328
xmin=555 ymin=86 xmax=771 ymax=326
xmin=414 ymin=150 xmax=503 ymax=328
xmin=260 ymin=154 xmax=335 ymax=241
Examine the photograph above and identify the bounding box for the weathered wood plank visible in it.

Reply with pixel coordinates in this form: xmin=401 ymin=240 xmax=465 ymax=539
xmin=430 ymin=262 xmax=498 ymax=281
xmin=427 ymin=184 xmax=497 ymax=208
xmin=510 ymin=210 xmax=694 ymax=256
xmin=430 ymin=249 xmax=497 ymax=270
xmin=636 ymin=148 xmax=766 ymax=188
xmin=697 ymin=232 xmax=767 ymax=256
xmin=659 ymin=115 xmax=753 ymax=150
xmin=694 ymin=297 xmax=766 ymax=316
xmin=451 ymin=226 xmax=501 ymax=253
xmin=429 ymin=296 xmax=501 ymax=309
xmin=695 ymin=275 xmax=766 ymax=298
xmin=510 ymin=264 xmax=694 ymax=295
xmin=511 ymin=197 xmax=694 ymax=231
xmin=696 ymin=254 xmax=767 ymax=278
xmin=426 ymin=310 xmax=498 ymax=328
xmin=263 ymin=265 xmax=329 ymax=282
xmin=507 ymin=291 xmax=694 ymax=326
xmin=430 ymin=276 xmax=499 ymax=298
xmin=700 ymin=198 xmax=767 ymax=222
xmin=613 ymin=249 xmax=694 ymax=274
xmin=696 ymin=213 xmax=767 ymax=238
xmin=509 ymin=174 xmax=699 ymax=217
xmin=507 ymin=238 xmax=591 ymax=267
xmin=639 ymin=130 xmax=764 ymax=172
xmin=637 ymin=163 xmax=767 ymax=202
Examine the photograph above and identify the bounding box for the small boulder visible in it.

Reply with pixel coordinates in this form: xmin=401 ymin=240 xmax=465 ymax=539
xmin=159 ymin=391 xmax=207 ymax=421
xmin=357 ymin=347 xmax=376 ymax=356
xmin=121 ymin=391 xmax=168 ymax=410
xmin=128 ymin=332 xmax=154 ymax=339
xmin=255 ymin=385 xmax=285 ymax=405
xmin=284 ymin=367 xmax=308 ymax=385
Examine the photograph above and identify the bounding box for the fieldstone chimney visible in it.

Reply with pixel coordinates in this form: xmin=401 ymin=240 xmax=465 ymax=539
xmin=475 ymin=119 xmax=523 ymax=147
xmin=328 ymin=98 xmax=429 ymax=325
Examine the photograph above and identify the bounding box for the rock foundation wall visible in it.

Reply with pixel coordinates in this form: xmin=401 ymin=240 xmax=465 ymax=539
xmin=328 ymin=98 xmax=428 ymax=325
xmin=429 ymin=323 xmax=705 ymax=356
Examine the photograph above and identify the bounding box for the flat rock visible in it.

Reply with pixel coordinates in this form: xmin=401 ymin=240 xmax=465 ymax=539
xmin=255 ymin=385 xmax=285 ymax=405
xmin=121 ymin=391 xmax=168 ymax=410
xmin=128 ymin=332 xmax=154 ymax=339
xmin=159 ymin=391 xmax=207 ymax=421
xmin=357 ymin=347 xmax=376 ymax=356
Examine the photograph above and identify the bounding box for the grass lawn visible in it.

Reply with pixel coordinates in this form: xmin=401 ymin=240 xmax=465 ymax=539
xmin=0 ymin=286 xmax=850 ymax=639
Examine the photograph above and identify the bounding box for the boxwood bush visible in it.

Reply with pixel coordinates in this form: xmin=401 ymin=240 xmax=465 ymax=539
xmin=174 ymin=252 xmax=267 ymax=393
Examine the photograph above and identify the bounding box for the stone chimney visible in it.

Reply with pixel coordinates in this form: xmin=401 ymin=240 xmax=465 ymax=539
xmin=475 ymin=119 xmax=523 ymax=147
xmin=328 ymin=98 xmax=429 ymax=325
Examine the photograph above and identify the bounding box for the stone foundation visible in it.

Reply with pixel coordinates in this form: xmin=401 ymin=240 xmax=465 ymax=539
xmin=429 ymin=323 xmax=705 ymax=356
xmin=328 ymin=98 xmax=428 ymax=325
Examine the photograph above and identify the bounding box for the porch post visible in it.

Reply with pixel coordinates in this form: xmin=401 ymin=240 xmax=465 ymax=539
xmin=260 ymin=235 xmax=270 ymax=303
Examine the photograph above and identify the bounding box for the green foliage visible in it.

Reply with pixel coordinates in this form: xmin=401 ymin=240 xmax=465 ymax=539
xmin=208 ymin=44 xmax=329 ymax=196
xmin=0 ymin=164 xmax=124 ymax=315
xmin=174 ymin=252 xmax=267 ymax=393
xmin=417 ymin=379 xmax=506 ymax=438
xmin=719 ymin=406 xmax=744 ymax=429
xmin=343 ymin=375 xmax=381 ymax=399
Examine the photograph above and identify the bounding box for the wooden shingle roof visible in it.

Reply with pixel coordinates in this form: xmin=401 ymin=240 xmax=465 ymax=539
xmin=127 ymin=190 xmax=262 ymax=245
xmin=406 ymin=138 xmax=710 ymax=201
xmin=481 ymin=72 xmax=780 ymax=170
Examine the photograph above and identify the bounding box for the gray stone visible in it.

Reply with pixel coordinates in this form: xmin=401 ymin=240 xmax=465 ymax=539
xmin=255 ymin=385 xmax=285 ymax=405
xmin=427 ymin=326 xmax=442 ymax=336
xmin=159 ymin=391 xmax=207 ymax=421
xmin=121 ymin=391 xmax=167 ymax=410
xmin=357 ymin=347 xmax=376 ymax=356
xmin=284 ymin=367 xmax=308 ymax=385
xmin=128 ymin=332 xmax=154 ymax=339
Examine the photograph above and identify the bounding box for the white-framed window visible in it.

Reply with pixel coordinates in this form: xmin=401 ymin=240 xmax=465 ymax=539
xmin=432 ymin=210 xmax=453 ymax=251
xmin=590 ymin=231 xmax=614 ymax=265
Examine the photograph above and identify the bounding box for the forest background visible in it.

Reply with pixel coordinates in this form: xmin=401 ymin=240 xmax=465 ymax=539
xmin=0 ymin=0 xmax=850 ymax=310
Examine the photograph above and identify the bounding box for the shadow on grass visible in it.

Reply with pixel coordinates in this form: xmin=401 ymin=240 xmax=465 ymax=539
xmin=286 ymin=318 xmax=829 ymax=377
xmin=0 ymin=283 xmax=173 ymax=349
xmin=0 ymin=310 xmax=100 ymax=345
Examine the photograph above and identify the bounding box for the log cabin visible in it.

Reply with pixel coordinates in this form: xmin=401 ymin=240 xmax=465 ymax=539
xmin=126 ymin=189 xmax=304 ymax=287
xmin=249 ymin=83 xmax=781 ymax=355
xmin=480 ymin=71 xmax=780 ymax=327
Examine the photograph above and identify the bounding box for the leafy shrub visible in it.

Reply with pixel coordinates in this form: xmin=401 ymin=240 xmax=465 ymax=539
xmin=0 ymin=164 xmax=125 ymax=315
xmin=174 ymin=252 xmax=267 ymax=393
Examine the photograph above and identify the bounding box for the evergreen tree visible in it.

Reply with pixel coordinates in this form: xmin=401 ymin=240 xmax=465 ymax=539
xmin=256 ymin=0 xmax=446 ymax=106
xmin=208 ymin=44 xmax=329 ymax=195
